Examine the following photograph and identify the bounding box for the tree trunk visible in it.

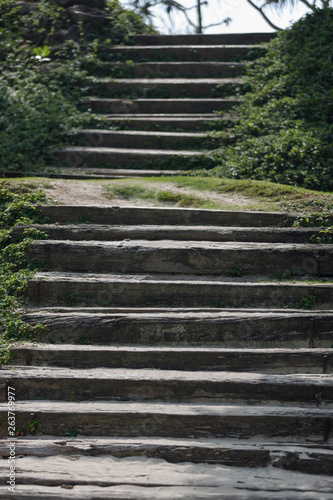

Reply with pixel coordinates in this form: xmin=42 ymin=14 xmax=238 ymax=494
xmin=197 ymin=0 xmax=203 ymax=33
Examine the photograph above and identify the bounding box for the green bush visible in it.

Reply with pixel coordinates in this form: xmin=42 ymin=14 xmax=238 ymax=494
xmin=0 ymin=78 xmax=83 ymax=174
xmin=0 ymin=0 xmax=155 ymax=176
xmin=209 ymin=7 xmax=333 ymax=191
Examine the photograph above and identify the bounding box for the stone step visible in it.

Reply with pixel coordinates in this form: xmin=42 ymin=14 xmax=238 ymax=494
xmin=73 ymin=129 xmax=218 ymax=149
xmin=1 ymin=461 xmax=333 ymax=499
xmin=38 ymin=205 xmax=298 ymax=227
xmin=133 ymin=32 xmax=275 ymax=45
xmin=0 ymin=401 xmax=330 ymax=440
xmin=26 ymin=274 xmax=333 ymax=311
xmin=100 ymin=61 xmax=246 ymax=78
xmin=106 ymin=45 xmax=263 ymax=62
xmin=9 ymin=345 xmax=333 ymax=373
xmin=10 ymin=25 xmax=332 ymax=494
xmin=90 ymin=78 xmax=243 ymax=98
xmin=2 ymin=366 xmax=332 ymax=404
xmin=33 ymin=168 xmax=181 ymax=180
xmin=12 ymin=224 xmax=323 ymax=244
xmin=1 ymin=437 xmax=332 ymax=475
xmin=27 ymin=240 xmax=333 ymax=277
xmin=101 ymin=114 xmax=233 ymax=131
xmin=53 ymin=146 xmax=204 ymax=168
xmin=82 ymin=97 xmax=239 ymax=114
xmin=23 ymin=308 xmax=333 ymax=347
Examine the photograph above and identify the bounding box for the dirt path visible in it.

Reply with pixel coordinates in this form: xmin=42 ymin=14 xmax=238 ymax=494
xmin=26 ymin=179 xmax=252 ymax=209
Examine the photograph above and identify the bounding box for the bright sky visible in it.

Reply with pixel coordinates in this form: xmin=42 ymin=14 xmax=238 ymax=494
xmin=125 ymin=0 xmax=311 ymax=34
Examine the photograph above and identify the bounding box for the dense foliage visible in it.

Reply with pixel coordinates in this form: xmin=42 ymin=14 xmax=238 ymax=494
xmin=210 ymin=8 xmax=333 ymax=191
xmin=0 ymin=0 xmax=155 ymax=176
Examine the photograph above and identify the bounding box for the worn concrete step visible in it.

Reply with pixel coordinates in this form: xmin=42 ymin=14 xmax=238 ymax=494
xmin=2 ymin=367 xmax=332 ymax=404
xmin=101 ymin=114 xmax=233 ymax=131
xmin=12 ymin=224 xmax=325 ymax=244
xmin=30 ymin=306 xmax=329 ymax=313
xmin=27 ymin=273 xmax=333 ymax=311
xmin=82 ymin=97 xmax=239 ymax=114
xmin=54 ymin=146 xmax=205 ymax=168
xmin=23 ymin=308 xmax=333 ymax=347
xmin=28 ymin=272 xmax=333 ymax=310
xmin=106 ymin=45 xmax=263 ymax=62
xmin=0 ymin=401 xmax=331 ymax=440
xmin=1 ymin=464 xmax=333 ymax=499
xmin=34 ymin=168 xmax=181 ymax=180
xmin=1 ymin=469 xmax=332 ymax=500
xmin=90 ymin=78 xmax=243 ymax=98
xmin=100 ymin=61 xmax=246 ymax=78
xmin=9 ymin=345 xmax=333 ymax=373
xmin=73 ymin=129 xmax=218 ymax=149
xmin=6 ymin=171 xmax=173 ymax=181
xmin=37 ymin=205 xmax=299 ymax=227
xmin=1 ymin=436 xmax=331 ymax=476
xmin=133 ymin=32 xmax=275 ymax=45
xmin=28 ymin=240 xmax=333 ymax=277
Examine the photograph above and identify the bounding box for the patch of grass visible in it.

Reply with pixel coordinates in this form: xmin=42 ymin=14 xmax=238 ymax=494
xmin=106 ymin=185 xmax=155 ymax=200
xmin=215 ymin=180 xmax=305 ymax=200
xmin=104 ymin=182 xmax=212 ymax=208
xmin=170 ymin=176 xmax=333 ymax=204
xmin=65 ymin=175 xmax=333 ymax=213
xmin=156 ymin=190 xmax=205 ymax=208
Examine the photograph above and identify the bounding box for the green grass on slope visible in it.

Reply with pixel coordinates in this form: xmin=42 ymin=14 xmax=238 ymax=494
xmin=102 ymin=176 xmax=333 ymax=214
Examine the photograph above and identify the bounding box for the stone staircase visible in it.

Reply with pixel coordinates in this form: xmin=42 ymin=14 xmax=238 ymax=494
xmin=1 ymin=204 xmax=333 ymax=498
xmin=53 ymin=32 xmax=271 ymax=178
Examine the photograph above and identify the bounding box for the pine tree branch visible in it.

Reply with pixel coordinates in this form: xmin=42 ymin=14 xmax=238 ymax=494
xmin=204 ymin=17 xmax=232 ymax=29
xmin=246 ymin=0 xmax=283 ymax=30
xmin=263 ymin=0 xmax=317 ymax=12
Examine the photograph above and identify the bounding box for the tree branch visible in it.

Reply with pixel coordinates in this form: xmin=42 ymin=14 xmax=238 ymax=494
xmin=263 ymin=0 xmax=317 ymax=12
xmin=299 ymin=0 xmax=317 ymax=9
xmin=246 ymin=0 xmax=282 ymax=30
xmin=204 ymin=17 xmax=232 ymax=29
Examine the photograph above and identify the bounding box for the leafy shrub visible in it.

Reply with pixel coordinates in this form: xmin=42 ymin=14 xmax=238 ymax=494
xmin=208 ymin=7 xmax=333 ymax=191
xmin=0 ymin=77 xmax=83 ymax=174
xmin=95 ymin=0 xmax=156 ymax=44
xmin=0 ymin=182 xmax=50 ymax=363
xmin=0 ymin=0 xmax=155 ymax=176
